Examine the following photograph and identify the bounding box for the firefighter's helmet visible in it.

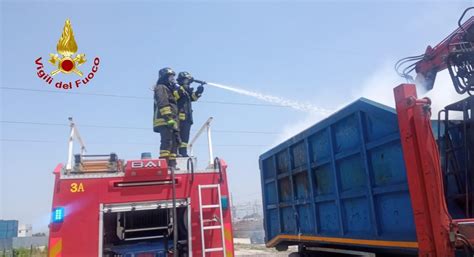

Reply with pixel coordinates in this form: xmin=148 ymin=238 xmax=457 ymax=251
xmin=177 ymin=71 xmax=194 ymax=85
xmin=159 ymin=67 xmax=176 ymax=80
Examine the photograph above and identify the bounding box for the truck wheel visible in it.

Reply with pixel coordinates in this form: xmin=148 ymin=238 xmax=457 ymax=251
xmin=275 ymin=244 xmax=288 ymax=251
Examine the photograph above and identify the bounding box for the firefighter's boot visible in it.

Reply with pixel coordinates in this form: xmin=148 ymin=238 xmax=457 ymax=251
xmin=168 ymin=159 xmax=178 ymax=170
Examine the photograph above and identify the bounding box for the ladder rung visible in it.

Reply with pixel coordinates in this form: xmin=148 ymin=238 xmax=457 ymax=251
xmin=199 ymin=184 xmax=219 ymax=189
xmin=199 ymin=184 xmax=225 ymax=255
xmin=202 ymin=204 xmax=220 ymax=209
xmin=204 ymin=247 xmax=223 ymax=253
xmin=203 ymin=225 xmax=222 ymax=230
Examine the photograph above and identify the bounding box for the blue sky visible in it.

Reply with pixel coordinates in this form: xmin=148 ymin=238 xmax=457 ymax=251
xmin=1 ymin=0 xmax=472 ymax=232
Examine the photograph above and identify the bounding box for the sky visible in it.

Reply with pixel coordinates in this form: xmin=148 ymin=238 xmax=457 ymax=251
xmin=1 ymin=0 xmax=472 ymax=233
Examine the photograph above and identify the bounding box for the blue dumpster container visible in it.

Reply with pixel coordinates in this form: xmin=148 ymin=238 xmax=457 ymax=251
xmin=259 ymin=98 xmax=419 ymax=254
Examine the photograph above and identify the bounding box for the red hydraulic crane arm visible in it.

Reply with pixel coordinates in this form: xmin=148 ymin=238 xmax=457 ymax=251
xmin=415 ymin=16 xmax=474 ymax=80
xmin=407 ymin=10 xmax=474 ymax=95
xmin=394 ymin=83 xmax=455 ymax=257
xmin=394 ymin=83 xmax=474 ymax=256
xmin=393 ymin=9 xmax=474 ymax=257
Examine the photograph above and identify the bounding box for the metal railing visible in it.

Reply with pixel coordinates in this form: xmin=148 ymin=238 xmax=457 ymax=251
xmin=64 ymin=117 xmax=215 ymax=170
xmin=66 ymin=117 xmax=86 ymax=171
xmin=188 ymin=117 xmax=214 ymax=166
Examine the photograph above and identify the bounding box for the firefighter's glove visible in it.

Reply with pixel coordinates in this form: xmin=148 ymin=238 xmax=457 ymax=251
xmin=196 ymin=85 xmax=204 ymax=95
xmin=178 ymin=87 xmax=187 ymax=98
xmin=166 ymin=119 xmax=177 ymax=128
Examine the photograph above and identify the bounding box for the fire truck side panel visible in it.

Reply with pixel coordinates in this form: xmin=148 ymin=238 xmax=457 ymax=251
xmin=48 ymin=159 xmax=234 ymax=257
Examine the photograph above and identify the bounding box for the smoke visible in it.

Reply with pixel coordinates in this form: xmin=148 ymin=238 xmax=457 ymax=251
xmin=419 ymin=75 xmax=466 ymax=119
xmin=275 ymin=62 xmax=466 ymax=143
xmin=352 ymin=63 xmax=400 ymax=108
xmin=207 ymin=82 xmax=332 ymax=115
xmin=275 ymin=112 xmax=326 ymax=143
xmin=352 ymin=62 xmax=465 ymax=116
xmin=207 ymin=64 xmax=465 ymax=145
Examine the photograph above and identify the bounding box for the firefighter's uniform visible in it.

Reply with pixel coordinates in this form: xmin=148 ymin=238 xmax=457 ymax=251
xmin=176 ymin=85 xmax=203 ymax=157
xmin=153 ymin=77 xmax=180 ymax=167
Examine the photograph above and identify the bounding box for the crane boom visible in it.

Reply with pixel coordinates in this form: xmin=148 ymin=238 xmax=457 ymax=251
xmin=396 ymin=8 xmax=474 ymax=95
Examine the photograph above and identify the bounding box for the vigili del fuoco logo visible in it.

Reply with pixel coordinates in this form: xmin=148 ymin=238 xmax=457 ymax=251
xmin=35 ymin=19 xmax=100 ymax=90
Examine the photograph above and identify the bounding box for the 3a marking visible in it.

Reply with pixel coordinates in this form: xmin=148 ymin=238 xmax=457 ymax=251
xmin=70 ymin=183 xmax=85 ymax=193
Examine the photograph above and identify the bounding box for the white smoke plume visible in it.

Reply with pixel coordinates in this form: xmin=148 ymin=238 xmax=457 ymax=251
xmin=276 ymin=62 xmax=466 ymax=143
xmin=275 ymin=112 xmax=327 ymax=143
xmin=353 ymin=62 xmax=465 ymax=116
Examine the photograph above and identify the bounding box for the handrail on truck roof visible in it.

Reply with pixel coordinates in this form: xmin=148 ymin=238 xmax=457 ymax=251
xmin=66 ymin=117 xmax=86 ymax=172
xmin=188 ymin=117 xmax=214 ymax=166
xmin=64 ymin=117 xmax=217 ymax=172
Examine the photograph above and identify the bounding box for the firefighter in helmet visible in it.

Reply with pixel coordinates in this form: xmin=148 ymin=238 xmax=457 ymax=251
xmin=175 ymin=71 xmax=205 ymax=157
xmin=153 ymin=67 xmax=181 ymax=168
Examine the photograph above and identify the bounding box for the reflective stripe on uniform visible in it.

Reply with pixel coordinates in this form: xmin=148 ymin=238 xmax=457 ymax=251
xmin=154 ymin=118 xmax=166 ymax=126
xmin=169 ymin=153 xmax=177 ymax=160
xmin=179 ymin=113 xmax=186 ymax=120
xmin=173 ymin=90 xmax=180 ymax=100
xmin=179 ymin=142 xmax=188 ymax=148
xmin=160 ymin=150 xmax=170 ymax=158
xmin=192 ymin=93 xmax=200 ymax=101
xmin=160 ymin=106 xmax=172 ymax=116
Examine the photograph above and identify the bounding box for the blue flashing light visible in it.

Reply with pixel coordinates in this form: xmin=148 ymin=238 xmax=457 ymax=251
xmin=52 ymin=207 xmax=65 ymax=223
xmin=221 ymin=196 xmax=229 ymax=210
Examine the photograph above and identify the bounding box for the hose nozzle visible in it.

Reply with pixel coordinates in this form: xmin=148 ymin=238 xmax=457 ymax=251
xmin=193 ymin=79 xmax=207 ymax=85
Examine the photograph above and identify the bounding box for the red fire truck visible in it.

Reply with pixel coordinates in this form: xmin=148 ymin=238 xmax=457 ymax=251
xmin=48 ymin=117 xmax=235 ymax=257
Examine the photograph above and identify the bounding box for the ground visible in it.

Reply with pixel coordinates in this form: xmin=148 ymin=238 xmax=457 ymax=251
xmin=2 ymin=244 xmax=293 ymax=257
xmin=235 ymin=243 xmax=296 ymax=256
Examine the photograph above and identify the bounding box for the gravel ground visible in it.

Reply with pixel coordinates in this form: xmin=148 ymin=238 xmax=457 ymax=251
xmin=234 ymin=243 xmax=296 ymax=256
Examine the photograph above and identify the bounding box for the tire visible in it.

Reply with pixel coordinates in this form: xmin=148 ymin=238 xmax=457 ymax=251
xmin=275 ymin=244 xmax=289 ymax=252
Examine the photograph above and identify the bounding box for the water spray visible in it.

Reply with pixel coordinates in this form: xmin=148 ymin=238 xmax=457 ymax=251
xmin=205 ymin=82 xmax=332 ymax=115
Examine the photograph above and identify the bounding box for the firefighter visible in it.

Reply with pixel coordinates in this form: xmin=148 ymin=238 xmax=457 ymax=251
xmin=175 ymin=71 xmax=205 ymax=157
xmin=153 ymin=67 xmax=181 ymax=169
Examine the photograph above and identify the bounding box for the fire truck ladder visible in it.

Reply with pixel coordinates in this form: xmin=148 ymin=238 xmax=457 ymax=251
xmin=198 ymin=184 xmax=226 ymax=256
